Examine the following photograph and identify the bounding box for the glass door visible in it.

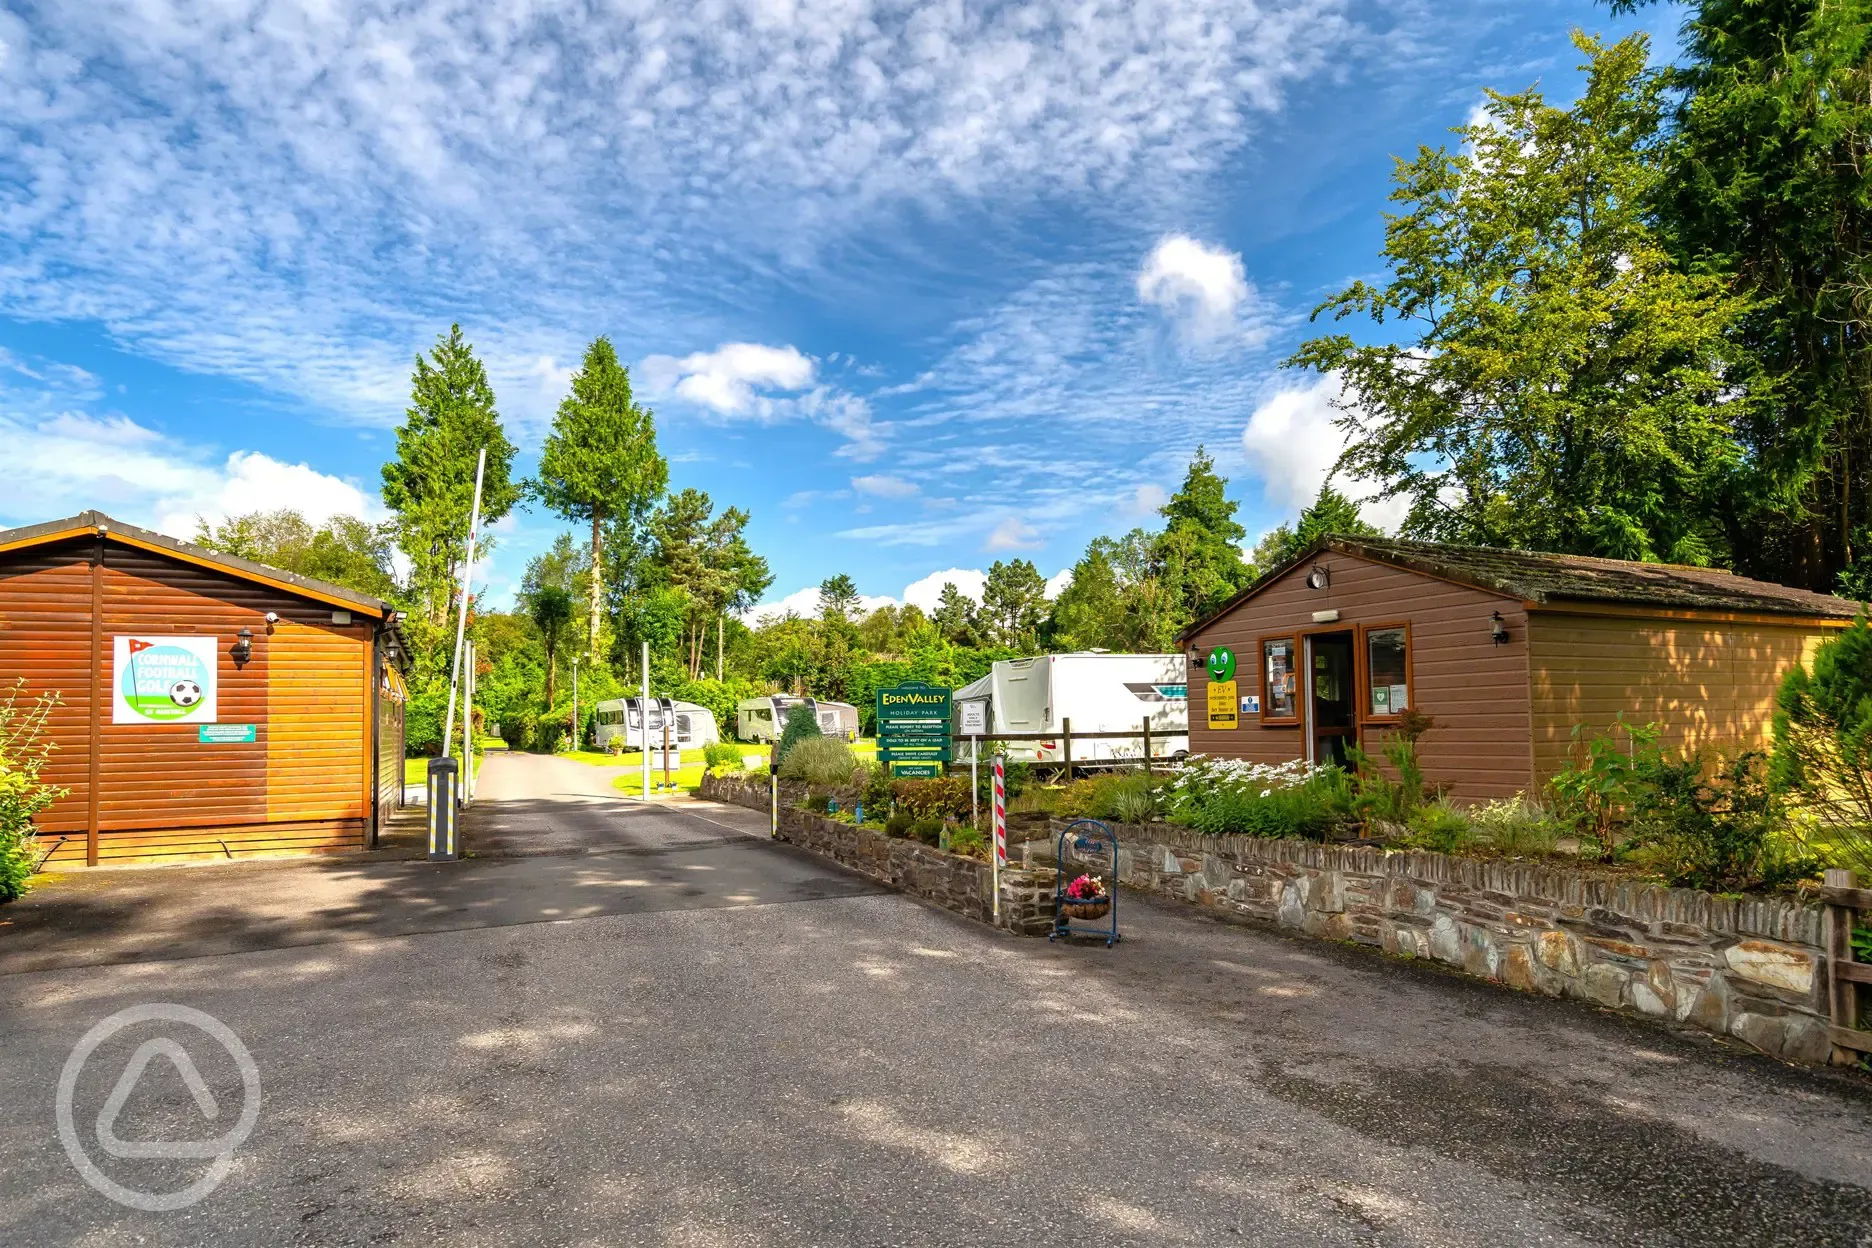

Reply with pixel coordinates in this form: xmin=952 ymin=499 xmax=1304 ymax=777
xmin=1303 ymin=631 xmax=1356 ymax=767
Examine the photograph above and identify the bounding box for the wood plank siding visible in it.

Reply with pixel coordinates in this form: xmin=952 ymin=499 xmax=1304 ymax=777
xmin=1187 ymin=553 xmax=1534 ymax=800
xmin=0 ymin=535 xmax=382 ymax=866
xmin=1527 ymin=610 xmax=1833 ymax=780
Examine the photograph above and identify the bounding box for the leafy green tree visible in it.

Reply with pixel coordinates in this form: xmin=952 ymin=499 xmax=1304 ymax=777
xmin=535 ymin=337 xmax=668 ymax=656
xmin=1252 ymin=484 xmax=1382 ymax=570
xmin=1289 ymin=33 xmax=1749 ymax=566
xmin=980 ymin=559 xmax=1048 ymax=650
xmin=527 ymin=586 xmax=574 ymax=707
xmin=931 ymin=583 xmax=978 ymax=646
xmin=194 ymin=509 xmax=398 ymax=600
xmin=1616 ymin=0 xmax=1872 ymax=589
xmin=382 ymin=324 xmax=521 ymax=631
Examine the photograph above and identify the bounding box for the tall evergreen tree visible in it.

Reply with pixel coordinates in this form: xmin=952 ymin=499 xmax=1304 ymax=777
xmin=535 ymin=337 xmax=668 ymax=656
xmin=931 ymin=583 xmax=977 ymax=645
xmin=1615 ymin=0 xmax=1872 ymax=588
xmin=382 ymin=324 xmax=521 ymax=631
xmin=980 ymin=559 xmax=1048 ymax=649
xmin=818 ymin=574 xmax=861 ymax=622
xmin=1253 ymin=484 xmax=1383 ymax=570
xmin=1150 ymin=447 xmax=1252 ymax=628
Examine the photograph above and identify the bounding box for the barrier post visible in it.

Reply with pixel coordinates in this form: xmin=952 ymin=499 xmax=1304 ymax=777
xmin=992 ymin=752 xmax=1007 ymax=921
xmin=427 ymin=755 xmax=459 ymax=860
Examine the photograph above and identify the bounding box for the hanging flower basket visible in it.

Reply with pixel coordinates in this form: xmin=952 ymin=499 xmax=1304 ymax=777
xmin=1061 ymin=873 xmax=1109 ymax=920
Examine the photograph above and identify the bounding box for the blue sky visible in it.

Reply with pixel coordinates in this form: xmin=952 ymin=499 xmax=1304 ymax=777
xmin=0 ymin=0 xmax=1683 ymax=616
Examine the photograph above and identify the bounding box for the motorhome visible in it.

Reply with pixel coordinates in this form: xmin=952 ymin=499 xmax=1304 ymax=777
xmin=735 ymin=695 xmax=860 ymax=743
xmin=593 ymin=698 xmax=721 ymax=752
xmin=951 ymin=652 xmax=1187 ymax=767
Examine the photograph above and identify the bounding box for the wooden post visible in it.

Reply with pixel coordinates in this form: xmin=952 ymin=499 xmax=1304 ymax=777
xmin=1827 ymin=868 xmax=1861 ymax=1066
xmin=1062 ymin=716 xmax=1073 ymax=784
xmin=1141 ymin=716 xmax=1152 ymax=776
xmin=87 ymin=533 xmax=104 ymax=867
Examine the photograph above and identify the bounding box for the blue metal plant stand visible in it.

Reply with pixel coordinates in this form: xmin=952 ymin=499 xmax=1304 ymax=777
xmin=1051 ymin=818 xmax=1121 ymax=947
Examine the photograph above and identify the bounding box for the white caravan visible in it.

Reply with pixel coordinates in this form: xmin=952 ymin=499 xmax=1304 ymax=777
xmin=735 ymin=695 xmax=860 ymax=743
xmin=951 ymin=653 xmax=1187 ymax=767
xmin=593 ymin=698 xmax=721 ymax=752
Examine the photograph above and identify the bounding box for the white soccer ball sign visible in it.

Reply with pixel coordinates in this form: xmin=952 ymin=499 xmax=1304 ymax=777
xmin=169 ymin=680 xmax=204 ymax=708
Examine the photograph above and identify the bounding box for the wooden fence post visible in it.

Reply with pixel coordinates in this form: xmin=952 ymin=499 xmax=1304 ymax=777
xmin=1826 ymin=868 xmax=1863 ymax=1066
xmin=1141 ymin=716 xmax=1152 ymax=776
xmin=1062 ymin=717 xmax=1073 ymax=784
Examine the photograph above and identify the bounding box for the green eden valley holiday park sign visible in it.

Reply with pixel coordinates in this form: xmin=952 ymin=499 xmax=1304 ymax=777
xmin=876 ymin=681 xmax=952 ymax=778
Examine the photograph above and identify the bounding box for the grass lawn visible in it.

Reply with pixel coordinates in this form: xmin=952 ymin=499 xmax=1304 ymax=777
xmin=403 ymin=739 xmax=509 ymax=785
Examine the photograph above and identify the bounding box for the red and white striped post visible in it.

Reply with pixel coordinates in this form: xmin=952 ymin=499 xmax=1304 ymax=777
xmin=992 ymin=752 xmax=1007 ymax=920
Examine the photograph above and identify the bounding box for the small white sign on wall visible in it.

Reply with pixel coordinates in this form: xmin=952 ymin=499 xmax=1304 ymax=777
xmin=112 ymin=636 xmax=219 ymax=725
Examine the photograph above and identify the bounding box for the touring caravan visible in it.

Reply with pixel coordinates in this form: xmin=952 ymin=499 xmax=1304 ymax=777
xmin=951 ymin=653 xmax=1187 ymax=766
xmin=736 ymin=695 xmax=860 ymax=743
xmin=593 ymin=698 xmax=721 ymax=752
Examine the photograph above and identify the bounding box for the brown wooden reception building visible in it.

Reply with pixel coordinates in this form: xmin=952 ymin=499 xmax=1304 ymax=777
xmin=1179 ymin=536 xmax=1860 ymax=800
xmin=0 ymin=511 xmax=407 ymax=866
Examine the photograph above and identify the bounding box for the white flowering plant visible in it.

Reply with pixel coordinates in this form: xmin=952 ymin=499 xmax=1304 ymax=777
xmin=1165 ymin=754 xmax=1354 ymax=839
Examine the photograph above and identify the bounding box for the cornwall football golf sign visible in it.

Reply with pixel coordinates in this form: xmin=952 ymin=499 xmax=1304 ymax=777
xmin=113 ymin=637 xmax=218 ymax=725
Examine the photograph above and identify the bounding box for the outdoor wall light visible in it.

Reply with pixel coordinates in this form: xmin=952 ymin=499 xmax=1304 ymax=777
xmin=1188 ymin=645 xmax=1205 ymax=666
xmin=1490 ymin=611 xmax=1509 ymax=645
xmin=1305 ymin=564 xmax=1331 ymax=590
xmin=232 ymin=628 xmax=254 ymax=668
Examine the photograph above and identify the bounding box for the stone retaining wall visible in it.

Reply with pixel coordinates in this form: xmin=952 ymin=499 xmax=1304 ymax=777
xmin=699 ymin=774 xmax=1054 ymax=936
xmin=1031 ymin=818 xmax=1831 ymax=1064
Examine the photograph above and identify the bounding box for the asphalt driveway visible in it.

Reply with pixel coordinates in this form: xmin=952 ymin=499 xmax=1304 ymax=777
xmin=2 ymin=753 xmax=1869 ymax=1246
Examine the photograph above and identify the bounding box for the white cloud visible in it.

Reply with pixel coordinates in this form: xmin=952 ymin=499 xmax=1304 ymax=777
xmin=851 ymin=474 xmax=919 ymax=499
xmin=0 ymin=1 xmax=1356 ymax=436
xmin=745 ymin=584 xmax=898 ymax=625
xmin=0 ymin=408 xmax=377 ymax=541
xmin=640 ymin=343 xmax=815 ymax=416
xmin=155 ymin=451 xmax=379 ymax=537
xmin=985 ymin=517 xmax=1043 ymax=552
xmin=902 ymin=568 xmax=987 ymax=610
xmin=1137 ymin=235 xmax=1261 ymax=343
xmin=1045 ymin=568 xmax=1074 ymax=599
xmin=1128 ymin=483 xmax=1169 ymax=515
xmin=1240 ymin=373 xmax=1407 ymax=530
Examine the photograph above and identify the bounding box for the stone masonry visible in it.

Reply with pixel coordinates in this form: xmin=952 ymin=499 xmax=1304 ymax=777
xmin=1030 ymin=818 xmax=1833 ymax=1064
xmin=700 ymin=774 xmax=1055 ymax=936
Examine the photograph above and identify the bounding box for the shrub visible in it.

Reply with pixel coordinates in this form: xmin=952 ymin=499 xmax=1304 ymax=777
xmin=772 ymin=703 xmax=822 ymax=772
xmin=1627 ymin=752 xmax=1818 ymax=892
xmin=860 ymin=763 xmax=893 ymax=817
xmin=948 ymin=826 xmax=989 ymax=861
xmin=779 ymin=736 xmax=860 ymax=787
xmin=910 ymin=817 xmax=944 ymax=846
xmin=884 ymin=811 xmax=915 ymax=838
xmin=894 ymin=776 xmax=971 ymax=821
xmin=1467 ymin=794 xmax=1565 ymax=857
xmin=703 ymin=741 xmax=745 ymax=774
xmin=1347 ymin=709 xmax=1436 ymax=824
xmin=1009 ymin=787 xmax=1059 ymax=815
xmin=0 ymin=683 xmax=65 ymax=903
xmin=800 ymin=791 xmax=835 ymax=815
xmin=1548 ymin=717 xmax=1664 ymax=860
xmin=1403 ymin=799 xmax=1478 ymax=855
xmin=1772 ymin=616 xmax=1872 ymax=875
xmin=971 ymin=750 xmax=1031 ymax=809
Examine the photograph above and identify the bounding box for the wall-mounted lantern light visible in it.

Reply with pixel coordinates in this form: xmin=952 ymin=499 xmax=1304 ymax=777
xmin=1305 ymin=564 xmax=1331 ymax=591
xmin=232 ymin=628 xmax=254 ymax=668
xmin=1187 ymin=645 xmax=1205 ymax=667
xmin=1490 ymin=611 xmax=1509 ymax=645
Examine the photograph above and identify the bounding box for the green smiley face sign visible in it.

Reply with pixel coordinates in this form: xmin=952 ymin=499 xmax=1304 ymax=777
xmin=1206 ymin=645 xmax=1236 ymax=683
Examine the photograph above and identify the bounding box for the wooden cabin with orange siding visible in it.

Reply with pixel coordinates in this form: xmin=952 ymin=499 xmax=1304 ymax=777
xmin=0 ymin=511 xmax=407 ymax=867
xmin=1179 ymin=537 xmax=1859 ymax=801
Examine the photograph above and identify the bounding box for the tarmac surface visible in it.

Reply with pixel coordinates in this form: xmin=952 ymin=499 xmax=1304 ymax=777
xmin=2 ymin=751 xmax=1869 ymax=1246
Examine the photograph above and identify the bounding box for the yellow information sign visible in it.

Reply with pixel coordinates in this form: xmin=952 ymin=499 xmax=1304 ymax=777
xmin=1207 ymin=678 xmax=1239 ymax=730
